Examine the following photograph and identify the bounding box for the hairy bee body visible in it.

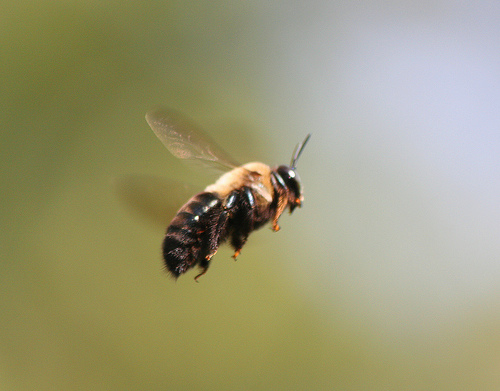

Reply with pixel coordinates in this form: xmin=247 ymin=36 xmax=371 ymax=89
xmin=144 ymin=107 xmax=310 ymax=281
xmin=163 ymin=163 xmax=287 ymax=279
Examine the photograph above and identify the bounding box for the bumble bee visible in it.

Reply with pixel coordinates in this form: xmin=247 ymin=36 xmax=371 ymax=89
xmin=145 ymin=107 xmax=310 ymax=281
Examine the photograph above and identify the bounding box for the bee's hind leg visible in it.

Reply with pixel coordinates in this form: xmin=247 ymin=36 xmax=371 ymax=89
xmin=194 ymin=252 xmax=217 ymax=282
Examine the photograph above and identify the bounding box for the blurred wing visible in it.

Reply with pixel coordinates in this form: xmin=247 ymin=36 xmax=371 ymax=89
xmin=113 ymin=175 xmax=200 ymax=229
xmin=145 ymin=107 xmax=240 ymax=172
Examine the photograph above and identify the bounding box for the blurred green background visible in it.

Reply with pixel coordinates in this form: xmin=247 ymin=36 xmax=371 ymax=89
xmin=2 ymin=1 xmax=500 ymax=390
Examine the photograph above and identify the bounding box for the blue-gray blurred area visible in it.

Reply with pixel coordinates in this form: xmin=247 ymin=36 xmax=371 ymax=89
xmin=2 ymin=1 xmax=500 ymax=390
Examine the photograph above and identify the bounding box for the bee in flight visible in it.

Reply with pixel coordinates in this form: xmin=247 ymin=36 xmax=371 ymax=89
xmin=145 ymin=107 xmax=310 ymax=281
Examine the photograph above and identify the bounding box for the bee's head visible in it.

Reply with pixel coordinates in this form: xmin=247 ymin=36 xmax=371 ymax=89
xmin=276 ymin=166 xmax=303 ymax=212
xmin=274 ymin=134 xmax=311 ymax=213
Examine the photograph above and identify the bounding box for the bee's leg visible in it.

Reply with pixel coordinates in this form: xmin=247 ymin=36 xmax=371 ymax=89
xmin=269 ymin=176 xmax=288 ymax=232
xmin=230 ymin=187 xmax=255 ymax=260
xmin=194 ymin=248 xmax=209 ymax=282
xmin=272 ymin=196 xmax=287 ymax=232
xmin=194 ymin=201 xmax=228 ymax=282
xmin=231 ymin=236 xmax=248 ymax=260
xmin=194 ymin=267 xmax=208 ymax=282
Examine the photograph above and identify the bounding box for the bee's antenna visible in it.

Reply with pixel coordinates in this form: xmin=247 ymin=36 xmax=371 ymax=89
xmin=290 ymin=134 xmax=311 ymax=169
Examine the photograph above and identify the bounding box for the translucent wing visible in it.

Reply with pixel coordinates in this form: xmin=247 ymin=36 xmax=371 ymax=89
xmin=113 ymin=175 xmax=200 ymax=229
xmin=145 ymin=107 xmax=240 ymax=172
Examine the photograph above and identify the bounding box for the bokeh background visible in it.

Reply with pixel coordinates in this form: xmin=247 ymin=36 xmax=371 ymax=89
xmin=2 ymin=1 xmax=500 ymax=390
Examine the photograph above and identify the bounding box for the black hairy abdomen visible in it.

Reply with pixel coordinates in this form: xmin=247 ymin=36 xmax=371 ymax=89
xmin=162 ymin=192 xmax=222 ymax=278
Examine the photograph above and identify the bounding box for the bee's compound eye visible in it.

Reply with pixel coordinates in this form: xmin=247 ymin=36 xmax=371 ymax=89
xmin=276 ymin=165 xmax=302 ymax=200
